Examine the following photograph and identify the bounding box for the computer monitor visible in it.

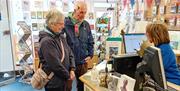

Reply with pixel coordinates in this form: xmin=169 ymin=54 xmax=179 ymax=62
xmin=124 ymin=33 xmax=146 ymax=54
xmin=113 ymin=54 xmax=142 ymax=78
xmin=143 ymin=46 xmax=167 ymax=90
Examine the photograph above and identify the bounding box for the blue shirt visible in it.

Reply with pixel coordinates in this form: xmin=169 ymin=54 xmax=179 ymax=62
xmin=157 ymin=43 xmax=180 ymax=85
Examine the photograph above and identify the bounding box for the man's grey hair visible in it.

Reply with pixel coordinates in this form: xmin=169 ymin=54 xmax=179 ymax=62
xmin=74 ymin=1 xmax=87 ymax=11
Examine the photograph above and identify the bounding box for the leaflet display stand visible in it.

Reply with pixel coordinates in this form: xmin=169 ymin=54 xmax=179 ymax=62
xmin=17 ymin=21 xmax=33 ymax=84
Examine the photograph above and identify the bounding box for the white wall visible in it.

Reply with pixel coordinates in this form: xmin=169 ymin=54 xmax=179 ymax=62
xmin=0 ymin=0 xmax=14 ymax=72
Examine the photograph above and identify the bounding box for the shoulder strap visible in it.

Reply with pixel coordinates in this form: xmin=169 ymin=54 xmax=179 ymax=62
xmin=60 ymin=40 xmax=65 ymax=63
xmin=47 ymin=72 xmax=54 ymax=79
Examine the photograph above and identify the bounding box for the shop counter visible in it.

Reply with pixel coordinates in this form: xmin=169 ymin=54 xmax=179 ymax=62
xmin=167 ymin=82 xmax=180 ymax=91
xmin=79 ymin=61 xmax=108 ymax=91
xmin=80 ymin=61 xmax=180 ymax=91
xmin=79 ymin=71 xmax=108 ymax=91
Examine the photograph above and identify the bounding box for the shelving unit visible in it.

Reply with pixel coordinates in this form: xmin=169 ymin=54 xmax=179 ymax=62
xmin=167 ymin=1 xmax=180 ymax=58
xmin=94 ymin=17 xmax=111 ymax=61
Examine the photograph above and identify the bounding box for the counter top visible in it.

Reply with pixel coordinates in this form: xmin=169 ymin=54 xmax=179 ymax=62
xmin=80 ymin=60 xmax=180 ymax=91
xmin=174 ymin=50 xmax=180 ymax=56
xmin=79 ymin=71 xmax=108 ymax=91
xmin=167 ymin=82 xmax=180 ymax=91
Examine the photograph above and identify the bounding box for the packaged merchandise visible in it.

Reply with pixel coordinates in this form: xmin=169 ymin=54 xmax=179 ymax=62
xmin=169 ymin=16 xmax=176 ymax=26
xmin=91 ymin=63 xmax=99 ymax=82
xmin=176 ymin=16 xmax=180 ymax=27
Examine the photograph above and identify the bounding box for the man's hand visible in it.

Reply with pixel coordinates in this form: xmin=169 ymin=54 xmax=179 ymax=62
xmin=69 ymin=71 xmax=75 ymax=80
xmin=85 ymin=56 xmax=91 ymax=63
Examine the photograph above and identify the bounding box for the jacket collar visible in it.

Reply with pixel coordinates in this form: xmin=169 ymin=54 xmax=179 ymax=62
xmin=65 ymin=16 xmax=84 ymax=26
xmin=45 ymin=26 xmax=65 ymax=38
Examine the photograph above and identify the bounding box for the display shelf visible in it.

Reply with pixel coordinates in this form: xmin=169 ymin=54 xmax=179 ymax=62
xmin=168 ymin=27 xmax=180 ymax=31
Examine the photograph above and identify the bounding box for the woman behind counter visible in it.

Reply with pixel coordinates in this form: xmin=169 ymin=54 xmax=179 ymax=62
xmin=146 ymin=23 xmax=180 ymax=85
xmin=38 ymin=9 xmax=75 ymax=91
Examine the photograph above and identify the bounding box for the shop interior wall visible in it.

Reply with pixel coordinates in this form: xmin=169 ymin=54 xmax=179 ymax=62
xmin=0 ymin=0 xmax=14 ymax=72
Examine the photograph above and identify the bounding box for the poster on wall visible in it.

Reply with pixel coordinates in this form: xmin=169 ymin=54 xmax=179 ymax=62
xmin=43 ymin=11 xmax=48 ymax=19
xmin=22 ymin=0 xmax=30 ymax=11
xmin=170 ymin=4 xmax=177 ymax=14
xmin=34 ymin=0 xmax=43 ymax=10
xmin=109 ymin=47 xmax=119 ymax=58
xmin=0 ymin=1 xmax=1 ymax=21
xmin=32 ymin=23 xmax=38 ymax=31
xmin=31 ymin=11 xmax=36 ymax=19
xmin=23 ymin=13 xmax=31 ymax=25
xmin=49 ymin=0 xmax=57 ymax=9
xmin=37 ymin=11 xmax=43 ymax=19
xmin=152 ymin=6 xmax=157 ymax=16
xmin=88 ymin=12 xmax=94 ymax=19
xmin=38 ymin=23 xmax=44 ymax=31
xmin=159 ymin=6 xmax=165 ymax=15
xmin=178 ymin=5 xmax=180 ymax=13
xmin=63 ymin=2 xmax=69 ymax=12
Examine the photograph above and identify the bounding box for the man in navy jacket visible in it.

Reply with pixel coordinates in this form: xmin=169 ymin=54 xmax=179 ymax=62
xmin=64 ymin=1 xmax=94 ymax=91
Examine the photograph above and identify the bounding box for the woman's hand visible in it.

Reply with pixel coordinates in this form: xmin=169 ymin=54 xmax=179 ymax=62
xmin=69 ymin=71 xmax=75 ymax=80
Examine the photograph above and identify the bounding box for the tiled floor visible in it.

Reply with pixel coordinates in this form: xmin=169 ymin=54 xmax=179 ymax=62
xmin=0 ymin=78 xmax=44 ymax=91
xmin=0 ymin=78 xmax=77 ymax=91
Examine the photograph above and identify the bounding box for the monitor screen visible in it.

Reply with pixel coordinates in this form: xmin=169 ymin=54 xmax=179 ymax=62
xmin=124 ymin=33 xmax=147 ymax=54
xmin=113 ymin=54 xmax=142 ymax=78
xmin=143 ymin=46 xmax=167 ymax=90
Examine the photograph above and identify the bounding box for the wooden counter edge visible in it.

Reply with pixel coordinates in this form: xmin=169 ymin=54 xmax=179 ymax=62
xmin=79 ymin=75 xmax=108 ymax=91
xmin=167 ymin=81 xmax=180 ymax=90
xmin=79 ymin=76 xmax=99 ymax=91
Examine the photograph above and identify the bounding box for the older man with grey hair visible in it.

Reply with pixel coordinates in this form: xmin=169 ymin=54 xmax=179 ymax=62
xmin=64 ymin=1 xmax=94 ymax=91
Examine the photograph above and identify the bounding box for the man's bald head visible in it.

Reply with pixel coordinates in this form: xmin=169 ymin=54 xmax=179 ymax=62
xmin=73 ymin=1 xmax=87 ymax=22
xmin=74 ymin=1 xmax=87 ymax=11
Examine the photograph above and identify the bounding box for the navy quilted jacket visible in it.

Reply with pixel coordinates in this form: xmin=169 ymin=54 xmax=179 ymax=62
xmin=64 ymin=17 xmax=94 ymax=65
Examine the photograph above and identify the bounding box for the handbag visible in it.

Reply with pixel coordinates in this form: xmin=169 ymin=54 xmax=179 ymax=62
xmin=31 ymin=40 xmax=65 ymax=90
xmin=31 ymin=67 xmax=54 ymax=90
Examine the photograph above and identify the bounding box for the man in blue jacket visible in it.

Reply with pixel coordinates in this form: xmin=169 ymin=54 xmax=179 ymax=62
xmin=64 ymin=1 xmax=94 ymax=91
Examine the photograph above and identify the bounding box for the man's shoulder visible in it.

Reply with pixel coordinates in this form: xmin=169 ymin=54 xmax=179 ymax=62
xmin=64 ymin=16 xmax=71 ymax=22
xmin=82 ymin=20 xmax=90 ymax=25
xmin=64 ymin=17 xmax=74 ymax=26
